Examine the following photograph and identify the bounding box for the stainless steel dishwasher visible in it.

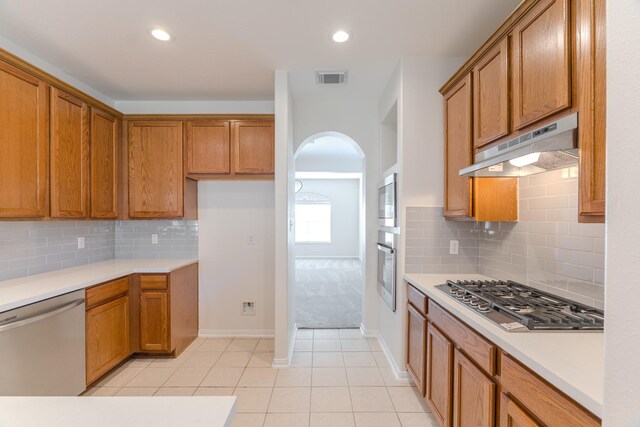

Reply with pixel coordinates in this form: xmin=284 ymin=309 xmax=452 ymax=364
xmin=0 ymin=290 xmax=86 ymax=396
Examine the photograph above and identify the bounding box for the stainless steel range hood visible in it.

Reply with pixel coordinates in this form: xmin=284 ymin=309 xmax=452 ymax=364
xmin=459 ymin=113 xmax=578 ymax=177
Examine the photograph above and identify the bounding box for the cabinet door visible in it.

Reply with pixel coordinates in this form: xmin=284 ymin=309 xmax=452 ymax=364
xmin=444 ymin=74 xmax=473 ymax=218
xmin=140 ymin=291 xmax=170 ymax=351
xmin=232 ymin=121 xmax=274 ymax=174
xmin=91 ymin=108 xmax=119 ymax=218
xmin=86 ymin=295 xmax=130 ymax=385
xmin=50 ymin=88 xmax=90 ymax=218
xmin=511 ymin=0 xmax=570 ymax=130
xmin=453 ymin=349 xmax=496 ymax=427
xmin=128 ymin=121 xmax=183 ymax=218
xmin=0 ymin=61 xmax=48 ymax=218
xmin=406 ymin=303 xmax=427 ymax=395
xmin=473 ymin=38 xmax=509 ymax=148
xmin=500 ymin=394 xmax=542 ymax=427
xmin=186 ymin=120 xmax=230 ymax=174
xmin=426 ymin=323 xmax=454 ymax=427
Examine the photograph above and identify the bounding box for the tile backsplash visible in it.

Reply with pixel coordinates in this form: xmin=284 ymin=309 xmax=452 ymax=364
xmin=115 ymin=220 xmax=199 ymax=259
xmin=405 ymin=167 xmax=606 ymax=308
xmin=0 ymin=220 xmax=199 ymax=281
xmin=480 ymin=167 xmax=605 ymax=308
xmin=0 ymin=221 xmax=115 ymax=281
xmin=405 ymin=208 xmax=481 ymax=275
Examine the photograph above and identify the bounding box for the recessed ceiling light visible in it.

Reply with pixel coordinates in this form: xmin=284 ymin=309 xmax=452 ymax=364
xmin=332 ymin=30 xmax=350 ymax=43
xmin=150 ymin=28 xmax=172 ymax=42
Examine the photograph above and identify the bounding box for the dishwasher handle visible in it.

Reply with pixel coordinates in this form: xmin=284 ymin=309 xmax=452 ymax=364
xmin=0 ymin=297 xmax=85 ymax=333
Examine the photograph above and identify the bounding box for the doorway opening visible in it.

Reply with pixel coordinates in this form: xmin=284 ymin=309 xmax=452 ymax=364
xmin=294 ymin=132 xmax=365 ymax=328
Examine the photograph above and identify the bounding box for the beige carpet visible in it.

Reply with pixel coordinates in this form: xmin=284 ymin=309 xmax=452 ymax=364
xmin=295 ymin=258 xmax=362 ymax=328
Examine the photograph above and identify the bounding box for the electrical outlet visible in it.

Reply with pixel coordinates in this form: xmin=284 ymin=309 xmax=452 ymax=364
xmin=248 ymin=234 xmax=255 ymax=245
xmin=449 ymin=240 xmax=459 ymax=255
xmin=152 ymin=234 xmax=158 ymax=244
xmin=77 ymin=236 xmax=85 ymax=249
xmin=242 ymin=301 xmax=256 ymax=316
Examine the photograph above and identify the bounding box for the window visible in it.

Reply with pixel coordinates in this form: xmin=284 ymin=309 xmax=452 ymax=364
xmin=295 ymin=203 xmax=331 ymax=243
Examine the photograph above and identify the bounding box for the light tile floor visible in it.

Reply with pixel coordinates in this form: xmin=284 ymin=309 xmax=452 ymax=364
xmin=83 ymin=329 xmax=438 ymax=427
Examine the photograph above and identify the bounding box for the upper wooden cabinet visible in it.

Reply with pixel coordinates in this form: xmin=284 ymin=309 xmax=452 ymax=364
xmin=444 ymin=75 xmax=518 ymax=221
xmin=128 ymin=121 xmax=184 ymax=218
xmin=441 ymin=0 xmax=605 ymax=223
xmin=50 ymin=88 xmax=90 ymax=218
xmin=444 ymin=75 xmax=473 ymax=219
xmin=185 ymin=120 xmax=230 ymax=175
xmin=473 ymin=38 xmax=509 ymax=148
xmin=185 ymin=118 xmax=274 ymax=179
xmin=232 ymin=121 xmax=275 ymax=175
xmin=90 ymin=108 xmax=119 ymax=218
xmin=0 ymin=60 xmax=49 ymax=218
xmin=511 ymin=0 xmax=571 ymax=130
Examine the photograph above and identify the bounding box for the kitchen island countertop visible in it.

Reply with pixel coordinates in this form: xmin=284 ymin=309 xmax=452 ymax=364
xmin=404 ymin=273 xmax=603 ymax=418
xmin=0 ymin=396 xmax=236 ymax=427
xmin=0 ymin=258 xmax=198 ymax=313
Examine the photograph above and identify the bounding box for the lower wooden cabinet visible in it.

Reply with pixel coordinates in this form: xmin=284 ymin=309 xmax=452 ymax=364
xmin=85 ymin=278 xmax=131 ymax=385
xmin=426 ymin=323 xmax=454 ymax=426
xmin=453 ymin=349 xmax=495 ymax=427
xmin=140 ymin=290 xmax=169 ymax=352
xmin=500 ymin=394 xmax=542 ymax=427
xmin=405 ymin=284 xmax=601 ymax=427
xmin=85 ymin=263 xmax=199 ymax=385
xmin=406 ymin=302 xmax=427 ymax=395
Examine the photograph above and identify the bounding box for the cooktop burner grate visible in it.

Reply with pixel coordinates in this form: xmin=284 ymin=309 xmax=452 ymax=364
xmin=436 ymin=279 xmax=604 ymax=331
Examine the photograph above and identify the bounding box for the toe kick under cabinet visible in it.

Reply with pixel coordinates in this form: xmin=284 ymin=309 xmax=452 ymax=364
xmin=405 ymin=283 xmax=601 ymax=427
xmin=85 ymin=263 xmax=198 ymax=386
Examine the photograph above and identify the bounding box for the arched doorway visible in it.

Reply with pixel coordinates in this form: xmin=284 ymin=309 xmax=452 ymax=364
xmin=293 ymin=132 xmax=365 ymax=328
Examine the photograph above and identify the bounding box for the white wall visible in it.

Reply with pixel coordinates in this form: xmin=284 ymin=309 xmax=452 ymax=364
xmin=295 ymin=179 xmax=360 ymax=258
xmin=604 ymin=0 xmax=640 ymax=425
xmin=115 ymin=100 xmax=275 ymax=114
xmin=273 ymin=70 xmax=296 ymax=365
xmin=376 ymin=57 xmax=463 ymax=376
xmin=197 ymin=181 xmax=275 ymax=335
xmin=295 ymin=153 xmax=363 ymax=173
xmin=291 ymin=79 xmax=381 ymax=335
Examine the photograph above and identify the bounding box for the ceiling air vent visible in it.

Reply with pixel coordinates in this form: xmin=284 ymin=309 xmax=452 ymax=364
xmin=315 ymin=71 xmax=348 ymax=85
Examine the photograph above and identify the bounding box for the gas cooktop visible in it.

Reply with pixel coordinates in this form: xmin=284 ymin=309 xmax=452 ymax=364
xmin=435 ymin=279 xmax=604 ymax=332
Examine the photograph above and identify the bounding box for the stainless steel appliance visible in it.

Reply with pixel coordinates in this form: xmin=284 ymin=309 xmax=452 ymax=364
xmin=460 ymin=113 xmax=578 ymax=177
xmin=378 ymin=173 xmax=397 ymax=228
xmin=377 ymin=231 xmax=397 ymax=311
xmin=436 ymin=279 xmax=604 ymax=332
xmin=0 ymin=290 xmax=86 ymax=395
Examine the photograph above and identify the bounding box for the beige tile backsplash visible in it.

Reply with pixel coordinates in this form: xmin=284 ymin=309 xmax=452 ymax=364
xmin=406 ymin=167 xmax=605 ymax=309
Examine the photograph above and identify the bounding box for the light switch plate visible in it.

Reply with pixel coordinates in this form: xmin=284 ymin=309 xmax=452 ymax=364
xmin=242 ymin=301 xmax=256 ymax=315
xmin=77 ymin=236 xmax=85 ymax=249
xmin=152 ymin=234 xmax=158 ymax=244
xmin=248 ymin=234 xmax=256 ymax=245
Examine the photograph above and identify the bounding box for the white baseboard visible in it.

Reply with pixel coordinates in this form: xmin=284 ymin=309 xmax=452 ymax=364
xmin=295 ymin=256 xmax=361 ymax=260
xmin=199 ymin=329 xmax=274 ymax=338
xmin=360 ymin=323 xmax=411 ymax=384
xmin=272 ymin=323 xmax=298 ymax=368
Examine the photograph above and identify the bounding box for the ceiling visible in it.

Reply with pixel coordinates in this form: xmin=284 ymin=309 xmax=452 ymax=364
xmin=0 ymin=0 xmax=521 ymax=101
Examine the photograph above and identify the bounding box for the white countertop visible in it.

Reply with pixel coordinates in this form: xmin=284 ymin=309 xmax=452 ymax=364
xmin=404 ymin=273 xmax=604 ymax=418
xmin=0 ymin=259 xmax=198 ymax=313
xmin=0 ymin=396 xmax=236 ymax=427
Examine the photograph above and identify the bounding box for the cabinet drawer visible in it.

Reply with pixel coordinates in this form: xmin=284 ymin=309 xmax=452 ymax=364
xmin=86 ymin=277 xmax=129 ymax=309
xmin=407 ymin=284 xmax=428 ymax=315
xmin=500 ymin=354 xmax=600 ymax=426
xmin=140 ymin=275 xmax=168 ymax=290
xmin=428 ymin=300 xmax=496 ymax=375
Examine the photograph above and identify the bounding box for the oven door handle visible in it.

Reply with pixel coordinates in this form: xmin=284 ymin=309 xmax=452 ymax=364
xmin=377 ymin=243 xmax=395 ymax=254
